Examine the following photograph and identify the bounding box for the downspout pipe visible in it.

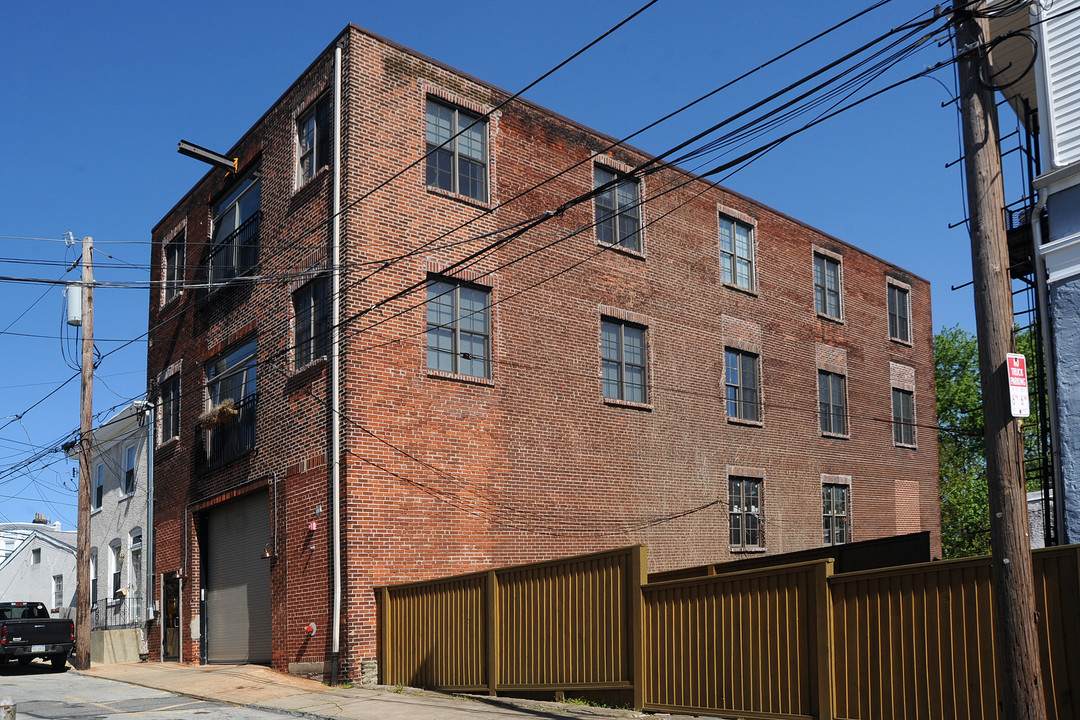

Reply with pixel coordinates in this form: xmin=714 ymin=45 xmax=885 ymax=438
xmin=330 ymin=41 xmax=344 ymax=686
xmin=1031 ymin=191 xmax=1066 ymax=542
xmin=146 ymin=405 xmax=155 ymax=625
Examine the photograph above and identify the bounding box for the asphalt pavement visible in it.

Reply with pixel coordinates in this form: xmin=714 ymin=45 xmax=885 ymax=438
xmin=1 ymin=657 xmax=722 ymax=719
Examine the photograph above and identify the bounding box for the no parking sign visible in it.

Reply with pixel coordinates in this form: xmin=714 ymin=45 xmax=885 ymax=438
xmin=1007 ymin=353 xmax=1030 ymax=418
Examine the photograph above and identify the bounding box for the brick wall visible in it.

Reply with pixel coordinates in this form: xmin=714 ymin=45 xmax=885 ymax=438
xmin=146 ymin=25 xmax=940 ymax=678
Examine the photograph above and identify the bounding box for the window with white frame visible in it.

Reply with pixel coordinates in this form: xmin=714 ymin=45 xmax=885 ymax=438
xmin=594 ymin=165 xmax=642 ymax=252
xmin=426 ymin=99 xmax=488 ymax=201
xmin=109 ymin=542 xmax=122 ymax=599
xmin=294 ymin=277 xmax=329 ymax=368
xmin=818 ymin=370 xmax=848 ymax=436
xmin=719 ymin=215 xmax=754 ymax=290
xmin=122 ymin=444 xmax=136 ymax=496
xmin=93 ymin=463 xmax=104 ymax=510
xmin=210 ymin=170 xmax=261 ymax=286
xmin=814 ymin=252 xmax=842 ymax=319
xmin=297 ymin=93 xmax=332 ymax=187
xmin=164 ymin=231 xmax=185 ymax=303
xmin=52 ymin=575 xmax=63 ymax=609
xmin=601 ymin=318 xmax=647 ymax=404
xmin=724 ymin=348 xmax=760 ymax=422
xmin=160 ymin=373 xmax=180 ymax=442
xmin=892 ymin=388 xmax=916 ymax=446
xmin=823 ymin=483 xmax=850 ymax=545
xmin=729 ymin=476 xmax=762 ymax=549
xmin=31 ymin=548 xmax=41 ymax=564
xmin=888 ymin=282 xmax=911 ymax=343
xmin=90 ymin=550 xmax=98 ymax=607
xmin=426 ymin=276 xmax=491 ymax=378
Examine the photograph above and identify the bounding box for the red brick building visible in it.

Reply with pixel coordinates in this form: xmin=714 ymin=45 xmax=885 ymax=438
xmin=147 ymin=25 xmax=940 ymax=679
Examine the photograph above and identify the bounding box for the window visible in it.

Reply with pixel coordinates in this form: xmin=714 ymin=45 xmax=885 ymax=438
xmin=818 ymin=371 xmax=848 ymax=436
xmin=426 ymin=277 xmax=491 ymax=378
xmin=93 ymin=463 xmax=104 ymax=510
xmin=888 ymin=283 xmax=911 ymax=343
xmin=719 ymin=216 xmax=754 ymax=290
xmin=823 ymin=484 xmax=849 ymax=545
xmin=601 ymin=319 xmax=647 ymax=404
xmin=210 ymin=170 xmax=261 ymax=286
xmin=426 ymin=99 xmax=487 ymax=201
xmin=294 ymin=277 xmax=329 ymax=368
xmin=729 ymin=477 xmax=762 ymax=549
xmin=207 ymin=339 xmax=257 ymax=407
xmin=725 ymin=349 xmax=760 ymax=422
xmin=110 ymin=542 xmax=122 ymax=599
xmin=122 ymin=444 xmax=136 ymax=496
xmin=89 ymin=551 xmax=97 ymax=607
xmin=31 ymin=548 xmax=41 ymax=564
xmin=164 ymin=232 xmax=184 ymax=303
xmin=594 ymin=166 xmax=642 ymax=252
xmin=297 ymin=93 xmax=332 ymax=187
xmin=892 ymin=388 xmax=916 ymax=446
xmin=160 ymin=374 xmax=180 ymax=442
xmin=204 ymin=340 xmax=258 ymax=467
xmin=814 ymin=252 xmax=842 ymax=319
xmin=52 ymin=575 xmax=63 ymax=609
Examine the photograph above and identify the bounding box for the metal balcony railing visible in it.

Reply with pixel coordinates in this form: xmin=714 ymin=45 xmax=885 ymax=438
xmin=196 ymin=393 xmax=257 ymax=472
xmin=208 ymin=210 xmax=261 ymax=287
xmin=90 ymin=595 xmax=144 ymax=630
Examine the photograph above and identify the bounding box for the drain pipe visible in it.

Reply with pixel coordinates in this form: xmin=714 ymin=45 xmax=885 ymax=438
xmin=330 ymin=41 xmax=344 ymax=686
xmin=1031 ymin=191 xmax=1065 ymax=542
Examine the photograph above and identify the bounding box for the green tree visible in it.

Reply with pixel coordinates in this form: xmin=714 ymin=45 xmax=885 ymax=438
xmin=934 ymin=325 xmax=990 ymax=558
xmin=934 ymin=325 xmax=1049 ymax=557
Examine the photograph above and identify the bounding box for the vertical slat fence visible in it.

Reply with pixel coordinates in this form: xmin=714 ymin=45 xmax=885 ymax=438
xmin=377 ymin=545 xmax=645 ymax=694
xmin=640 ymin=559 xmax=833 ymax=719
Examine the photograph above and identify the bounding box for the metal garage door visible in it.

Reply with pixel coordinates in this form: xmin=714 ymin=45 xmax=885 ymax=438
xmin=205 ymin=490 xmax=271 ymax=664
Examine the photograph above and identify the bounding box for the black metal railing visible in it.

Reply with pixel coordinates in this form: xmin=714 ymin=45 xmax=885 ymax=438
xmin=208 ymin=210 xmax=261 ymax=287
xmin=90 ymin=596 xmax=144 ymax=630
xmin=196 ymin=393 xmax=257 ymax=472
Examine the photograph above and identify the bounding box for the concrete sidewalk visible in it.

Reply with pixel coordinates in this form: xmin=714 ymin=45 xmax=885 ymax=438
xmin=80 ymin=662 xmax=708 ymax=719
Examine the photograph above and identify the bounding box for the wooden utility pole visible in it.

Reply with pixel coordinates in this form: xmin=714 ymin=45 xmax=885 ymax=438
xmin=73 ymin=236 xmax=94 ymax=671
xmin=954 ymin=6 xmax=1046 ymax=718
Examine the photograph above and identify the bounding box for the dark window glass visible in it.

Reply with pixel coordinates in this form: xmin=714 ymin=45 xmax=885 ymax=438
xmin=601 ymin=319 xmax=647 ymax=403
xmin=426 ymin=277 xmax=491 ymax=378
xmin=426 ymin=99 xmax=487 ymax=201
xmin=729 ymin=477 xmax=762 ymax=549
xmin=814 ymin=253 xmax=842 ymax=318
xmin=725 ymin=349 xmax=759 ymax=421
xmin=818 ymin=371 xmax=847 ymax=435
xmin=888 ymin=284 xmax=910 ymax=342
xmin=595 ymin=166 xmax=642 ymax=252
xmin=294 ymin=278 xmax=330 ymax=368
xmin=297 ymin=94 xmax=333 ymax=186
xmin=719 ymin=216 xmax=754 ymax=289
xmin=823 ymin=484 xmax=850 ymax=545
xmin=892 ymin=388 xmax=916 ymax=445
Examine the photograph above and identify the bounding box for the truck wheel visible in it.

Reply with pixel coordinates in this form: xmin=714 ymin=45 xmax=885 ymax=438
xmin=51 ymin=654 xmax=67 ymax=671
xmin=17 ymin=657 xmax=31 ymax=666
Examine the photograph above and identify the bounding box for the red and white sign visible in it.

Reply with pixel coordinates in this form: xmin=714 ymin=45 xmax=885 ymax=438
xmin=1007 ymin=353 xmax=1030 ymax=418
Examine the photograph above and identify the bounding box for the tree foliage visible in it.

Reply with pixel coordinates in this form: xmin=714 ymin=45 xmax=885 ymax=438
xmin=934 ymin=325 xmax=1049 ymax=558
xmin=935 ymin=326 xmax=990 ymax=558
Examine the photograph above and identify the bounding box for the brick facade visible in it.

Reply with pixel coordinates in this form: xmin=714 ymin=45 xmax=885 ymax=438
xmin=147 ymin=25 xmax=940 ymax=679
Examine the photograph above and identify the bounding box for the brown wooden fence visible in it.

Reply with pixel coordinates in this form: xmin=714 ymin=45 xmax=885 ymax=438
xmin=641 ymin=559 xmax=833 ymax=719
xmin=377 ymin=545 xmax=646 ymax=696
xmin=377 ymin=544 xmax=1080 ymax=720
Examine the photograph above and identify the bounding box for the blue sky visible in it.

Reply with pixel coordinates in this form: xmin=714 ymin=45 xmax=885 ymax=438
xmin=0 ymin=1 xmax=1017 ymax=528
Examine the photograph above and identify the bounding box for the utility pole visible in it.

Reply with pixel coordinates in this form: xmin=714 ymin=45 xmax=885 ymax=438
xmin=954 ymin=6 xmax=1046 ymax=719
xmin=73 ymin=236 xmax=94 ymax=671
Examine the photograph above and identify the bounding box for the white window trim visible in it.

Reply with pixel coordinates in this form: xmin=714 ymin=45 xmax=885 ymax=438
xmin=812 ymin=245 xmax=845 ymax=322
xmin=717 ymin=206 xmax=758 ymax=293
xmin=886 ymin=277 xmax=913 ymax=345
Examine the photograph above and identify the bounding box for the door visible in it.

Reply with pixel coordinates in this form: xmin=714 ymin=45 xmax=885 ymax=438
xmin=162 ymin=573 xmax=180 ymax=660
xmin=204 ymin=491 xmax=271 ymax=664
